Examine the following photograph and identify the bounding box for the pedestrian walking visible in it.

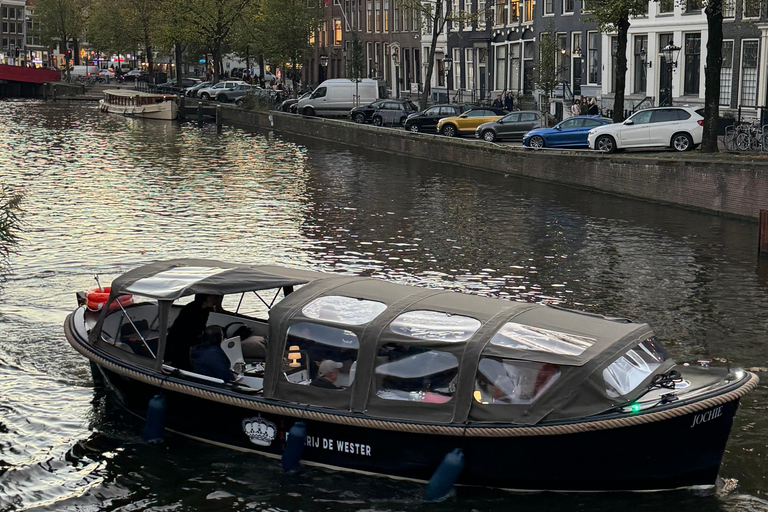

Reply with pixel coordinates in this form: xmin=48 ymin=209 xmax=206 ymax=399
xmin=571 ymin=100 xmax=581 ymax=117
xmin=504 ymin=92 xmax=514 ymax=111
xmin=587 ymin=98 xmax=599 ymax=115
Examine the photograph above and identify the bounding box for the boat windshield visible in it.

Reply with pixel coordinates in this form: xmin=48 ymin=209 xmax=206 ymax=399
xmin=302 ymin=296 xmax=386 ymax=325
xmin=603 ymin=337 xmax=669 ymax=397
xmin=489 ymin=322 xmax=595 ymax=356
xmin=389 ymin=310 xmax=481 ymax=342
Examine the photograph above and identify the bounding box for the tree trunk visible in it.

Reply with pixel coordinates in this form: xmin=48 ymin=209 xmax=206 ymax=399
xmin=258 ymin=54 xmax=265 ymax=84
xmin=612 ymin=15 xmax=630 ymax=123
xmin=175 ymin=42 xmax=183 ymax=85
xmin=73 ymin=39 xmax=80 ymax=65
xmin=702 ymin=0 xmax=723 ymax=152
xmin=420 ymin=0 xmax=444 ymax=110
xmin=213 ymin=46 xmax=221 ymax=83
xmin=292 ymin=58 xmax=298 ymax=97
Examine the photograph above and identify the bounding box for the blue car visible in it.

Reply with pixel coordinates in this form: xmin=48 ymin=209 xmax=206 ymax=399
xmin=523 ymin=115 xmax=613 ymax=148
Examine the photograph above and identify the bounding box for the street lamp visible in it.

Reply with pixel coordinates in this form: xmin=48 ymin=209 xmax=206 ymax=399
xmin=444 ymin=56 xmax=453 ymax=104
xmin=320 ymin=52 xmax=329 ymax=82
xmin=660 ymin=42 xmax=681 ymax=106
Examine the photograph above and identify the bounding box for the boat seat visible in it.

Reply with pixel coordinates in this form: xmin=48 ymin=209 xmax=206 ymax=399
xmin=241 ymin=336 xmax=267 ymax=360
xmin=220 ymin=336 xmax=245 ymax=371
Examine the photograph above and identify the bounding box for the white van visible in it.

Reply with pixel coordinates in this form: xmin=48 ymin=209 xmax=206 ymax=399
xmin=296 ymin=79 xmax=383 ymax=117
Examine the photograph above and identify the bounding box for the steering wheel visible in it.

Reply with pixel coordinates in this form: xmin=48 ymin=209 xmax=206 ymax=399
xmin=224 ymin=321 xmax=248 ymax=339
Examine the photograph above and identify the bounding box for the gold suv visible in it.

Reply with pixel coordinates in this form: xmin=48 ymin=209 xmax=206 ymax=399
xmin=436 ymin=107 xmax=507 ymax=137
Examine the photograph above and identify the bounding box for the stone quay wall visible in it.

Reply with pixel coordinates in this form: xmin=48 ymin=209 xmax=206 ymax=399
xmin=222 ymin=107 xmax=768 ymax=221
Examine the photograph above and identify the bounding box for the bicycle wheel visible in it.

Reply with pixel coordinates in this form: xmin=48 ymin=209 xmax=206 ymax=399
xmin=736 ymin=132 xmax=750 ymax=151
xmin=723 ymin=128 xmax=737 ymax=151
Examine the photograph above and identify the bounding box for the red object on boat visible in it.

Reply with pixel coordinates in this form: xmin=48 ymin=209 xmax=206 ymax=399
xmin=85 ymin=287 xmax=133 ymax=312
xmin=0 ymin=64 xmax=61 ymax=84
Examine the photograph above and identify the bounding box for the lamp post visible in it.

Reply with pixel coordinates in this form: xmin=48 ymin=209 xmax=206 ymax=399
xmin=444 ymin=56 xmax=453 ymax=104
xmin=320 ymin=52 xmax=329 ymax=82
xmin=392 ymin=45 xmax=400 ymax=99
xmin=660 ymin=42 xmax=681 ymax=106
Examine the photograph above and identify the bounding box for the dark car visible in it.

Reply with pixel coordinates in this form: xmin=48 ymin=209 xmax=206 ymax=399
xmin=523 ymin=115 xmax=613 ymax=148
xmin=404 ymin=104 xmax=472 ymax=133
xmin=281 ymin=92 xmax=311 ymax=112
xmin=125 ymin=69 xmax=149 ymax=82
xmin=349 ymin=100 xmax=389 ymax=123
xmin=475 ymin=111 xmax=546 ymax=142
xmin=371 ymin=100 xmax=419 ymax=127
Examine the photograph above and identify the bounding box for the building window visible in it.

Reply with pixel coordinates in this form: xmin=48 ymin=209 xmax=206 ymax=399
xmin=659 ymin=0 xmax=674 ymax=12
xmin=496 ymin=45 xmax=506 ymax=89
xmin=557 ymin=33 xmax=567 ymax=78
xmin=723 ymin=0 xmax=735 ymax=16
xmin=367 ymin=0 xmax=372 ymax=31
xmin=334 ymin=19 xmax=342 ymax=45
xmin=495 ymin=0 xmax=507 ymax=24
xmin=587 ymin=31 xmax=599 ymax=84
xmin=633 ymin=35 xmax=647 ymax=93
xmin=743 ymin=0 xmax=760 ymax=17
xmin=686 ymin=0 xmax=702 ymax=12
xmin=544 ymin=0 xmax=554 ymax=14
xmin=740 ymin=40 xmax=759 ymax=105
xmin=525 ymin=0 xmax=534 ymax=20
xmin=375 ymin=0 xmax=380 ymax=32
xmin=453 ymin=0 xmax=460 ymax=29
xmin=564 ymin=0 xmax=574 ymax=12
xmin=465 ymin=48 xmax=475 ymax=90
xmin=478 ymin=0 xmax=487 ymax=27
xmin=581 ymin=0 xmax=590 ymax=12
xmin=453 ymin=47 xmax=462 ymax=89
xmin=609 ymin=36 xmax=618 ymax=93
xmin=383 ymin=0 xmax=389 ymax=30
xmin=683 ymin=33 xmax=700 ymax=95
xmin=720 ymin=40 xmax=733 ymax=106
xmin=510 ymin=0 xmax=519 ymax=20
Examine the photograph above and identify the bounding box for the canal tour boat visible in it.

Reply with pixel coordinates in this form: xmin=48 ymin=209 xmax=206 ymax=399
xmin=63 ymin=259 xmax=758 ymax=492
xmin=99 ymin=89 xmax=178 ymax=120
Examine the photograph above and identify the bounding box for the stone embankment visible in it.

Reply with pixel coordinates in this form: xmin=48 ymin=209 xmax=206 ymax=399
xmin=221 ymin=107 xmax=768 ymax=221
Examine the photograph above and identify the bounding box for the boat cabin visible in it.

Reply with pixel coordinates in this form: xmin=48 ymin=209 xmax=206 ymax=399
xmin=88 ymin=259 xmax=674 ymax=425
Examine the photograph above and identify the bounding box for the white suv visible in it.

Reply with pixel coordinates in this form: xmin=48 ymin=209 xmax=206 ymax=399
xmin=197 ymin=81 xmax=245 ymax=100
xmin=587 ymin=107 xmax=703 ymax=153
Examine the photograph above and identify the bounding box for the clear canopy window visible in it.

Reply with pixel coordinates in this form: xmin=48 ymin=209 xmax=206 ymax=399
xmin=284 ymin=322 xmax=361 ymax=389
xmin=374 ymin=343 xmax=459 ymax=403
xmin=489 ymin=322 xmax=595 ymax=356
xmin=474 ymin=358 xmax=560 ymax=405
xmin=603 ymin=338 xmax=669 ymax=397
xmin=389 ymin=311 xmax=481 ymax=342
xmin=302 ymin=296 xmax=387 ymax=325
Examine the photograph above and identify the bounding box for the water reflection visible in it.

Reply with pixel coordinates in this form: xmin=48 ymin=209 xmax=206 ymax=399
xmin=0 ymin=100 xmax=766 ymax=510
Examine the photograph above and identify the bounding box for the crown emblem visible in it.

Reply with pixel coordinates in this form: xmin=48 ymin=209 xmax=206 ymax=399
xmin=242 ymin=416 xmax=277 ymax=447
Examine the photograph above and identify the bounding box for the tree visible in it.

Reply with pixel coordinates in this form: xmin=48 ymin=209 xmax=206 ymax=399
xmin=36 ymin=0 xmax=87 ymax=78
xmin=346 ymin=30 xmax=365 ymax=81
xmin=588 ymin=0 xmax=647 ymax=122
xmin=536 ymin=22 xmax=567 ymax=112
xmin=255 ymin=0 xmax=322 ymax=93
xmin=397 ymin=0 xmax=479 ymax=109
xmin=701 ymin=0 xmax=723 ymax=152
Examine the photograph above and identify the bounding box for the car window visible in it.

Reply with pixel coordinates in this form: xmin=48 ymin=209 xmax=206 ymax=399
xmin=651 ymin=109 xmax=681 ymax=123
xmin=629 ymin=110 xmax=653 ymax=124
xmin=559 ymin=118 xmax=583 ymax=129
xmin=371 ymin=100 xmax=386 ymax=108
xmin=583 ymin=118 xmax=605 ymax=127
xmin=502 ymin=113 xmax=520 ymax=122
xmin=440 ymin=107 xmax=457 ymax=115
xmin=466 ymin=110 xmax=486 ymax=117
xmin=520 ymin=113 xmax=538 ymax=122
xmin=407 ymin=102 xmax=418 ymax=110
xmin=425 ymin=107 xmax=441 ymax=115
xmin=311 ymin=87 xmax=327 ymax=99
xmin=676 ymin=109 xmax=691 ymax=120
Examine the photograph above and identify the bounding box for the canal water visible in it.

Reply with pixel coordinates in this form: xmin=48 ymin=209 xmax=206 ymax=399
xmin=0 ymin=100 xmax=767 ymax=512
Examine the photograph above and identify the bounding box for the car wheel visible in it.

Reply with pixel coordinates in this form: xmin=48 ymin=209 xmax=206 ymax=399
xmin=235 ymin=99 xmax=243 ymax=107
xmin=442 ymin=124 xmax=457 ymax=137
xmin=529 ymin=135 xmax=545 ymax=149
xmin=200 ymin=92 xmax=210 ymax=100
xmin=372 ymin=116 xmax=383 ymax=127
xmin=409 ymin=124 xmax=420 ymax=133
xmin=482 ymin=130 xmax=496 ymax=142
xmin=400 ymin=117 xmax=407 ymax=127
xmin=216 ymin=95 xmax=227 ymax=102
xmin=303 ymin=107 xmax=316 ymax=116
xmin=353 ymin=112 xmax=366 ymax=124
xmin=671 ymin=132 xmax=693 ymax=152
xmin=595 ymin=135 xmax=616 ymax=153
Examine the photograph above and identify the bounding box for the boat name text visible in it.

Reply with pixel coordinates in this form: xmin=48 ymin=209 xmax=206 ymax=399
xmin=690 ymin=406 xmax=723 ymax=428
xmin=301 ymin=435 xmax=372 ymax=456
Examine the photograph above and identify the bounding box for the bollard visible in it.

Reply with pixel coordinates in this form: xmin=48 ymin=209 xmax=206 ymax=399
xmin=53 ymin=85 xmax=57 ymax=102
xmin=760 ymin=210 xmax=768 ymax=260
xmin=43 ymin=82 xmax=48 ymax=101
xmin=216 ymin=105 xmax=222 ymax=133
xmin=198 ymin=101 xmax=204 ymax=125
xmin=178 ymin=95 xmax=186 ymax=122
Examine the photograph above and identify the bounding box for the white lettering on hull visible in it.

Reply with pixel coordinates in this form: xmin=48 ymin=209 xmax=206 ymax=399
xmin=690 ymin=405 xmax=723 ymax=428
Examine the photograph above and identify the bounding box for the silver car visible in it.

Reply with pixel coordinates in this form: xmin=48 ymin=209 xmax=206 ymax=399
xmin=475 ymin=111 xmax=545 ymax=142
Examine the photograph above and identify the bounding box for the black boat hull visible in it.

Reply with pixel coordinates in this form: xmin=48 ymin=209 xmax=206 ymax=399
xmin=97 ymin=364 xmax=742 ymax=491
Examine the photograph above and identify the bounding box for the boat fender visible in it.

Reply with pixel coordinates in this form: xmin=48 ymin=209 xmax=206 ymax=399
xmin=425 ymin=448 xmax=465 ymax=502
xmin=142 ymin=394 xmax=167 ymax=443
xmin=281 ymin=421 xmax=307 ymax=473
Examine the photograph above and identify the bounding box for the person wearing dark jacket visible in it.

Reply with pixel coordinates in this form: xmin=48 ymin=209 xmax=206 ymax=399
xmin=190 ymin=326 xmax=234 ymax=382
xmin=491 ymin=94 xmax=503 ymax=108
xmin=310 ymin=360 xmax=342 ymax=389
xmin=504 ymin=92 xmax=514 ymax=112
xmin=587 ymin=98 xmax=599 ymax=115
xmin=165 ymin=294 xmax=219 ymax=370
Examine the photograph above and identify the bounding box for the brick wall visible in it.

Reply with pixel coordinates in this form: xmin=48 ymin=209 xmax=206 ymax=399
xmin=222 ymin=107 xmax=768 ymax=220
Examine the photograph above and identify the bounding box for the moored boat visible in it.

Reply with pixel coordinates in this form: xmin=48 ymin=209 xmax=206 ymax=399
xmin=63 ymin=259 xmax=758 ymax=492
xmin=99 ymin=89 xmax=178 ymax=120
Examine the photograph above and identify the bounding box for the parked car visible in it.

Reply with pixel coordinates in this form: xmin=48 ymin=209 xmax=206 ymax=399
xmin=435 ymin=107 xmax=508 ymax=137
xmin=98 ymin=68 xmax=115 ymax=78
xmin=185 ymin=81 xmax=212 ymax=97
xmin=587 ymin=107 xmax=704 ymax=153
xmin=370 ymin=100 xmax=419 ymax=127
xmin=349 ymin=100 xmax=388 ymax=123
xmin=197 ymin=81 xmax=246 ymax=100
xmin=125 ymin=69 xmax=149 ymax=81
xmin=214 ymin=83 xmax=259 ymax=103
xmin=281 ymin=92 xmax=311 ymax=112
xmin=295 ymin=78 xmax=382 ymax=117
xmin=156 ymin=77 xmax=201 ymax=93
xmin=404 ymin=104 xmax=471 ymax=133
xmin=523 ymin=115 xmax=613 ymax=148
xmin=475 ymin=111 xmax=547 ymax=142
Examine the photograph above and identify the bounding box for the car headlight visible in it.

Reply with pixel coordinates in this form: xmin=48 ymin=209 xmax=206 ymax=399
xmin=588 ymin=130 xmax=595 ymax=136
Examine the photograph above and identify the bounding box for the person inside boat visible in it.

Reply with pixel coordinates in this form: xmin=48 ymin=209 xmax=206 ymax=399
xmin=190 ymin=326 xmax=234 ymax=382
xmin=165 ymin=293 xmax=220 ymax=370
xmin=310 ymin=360 xmax=342 ymax=389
